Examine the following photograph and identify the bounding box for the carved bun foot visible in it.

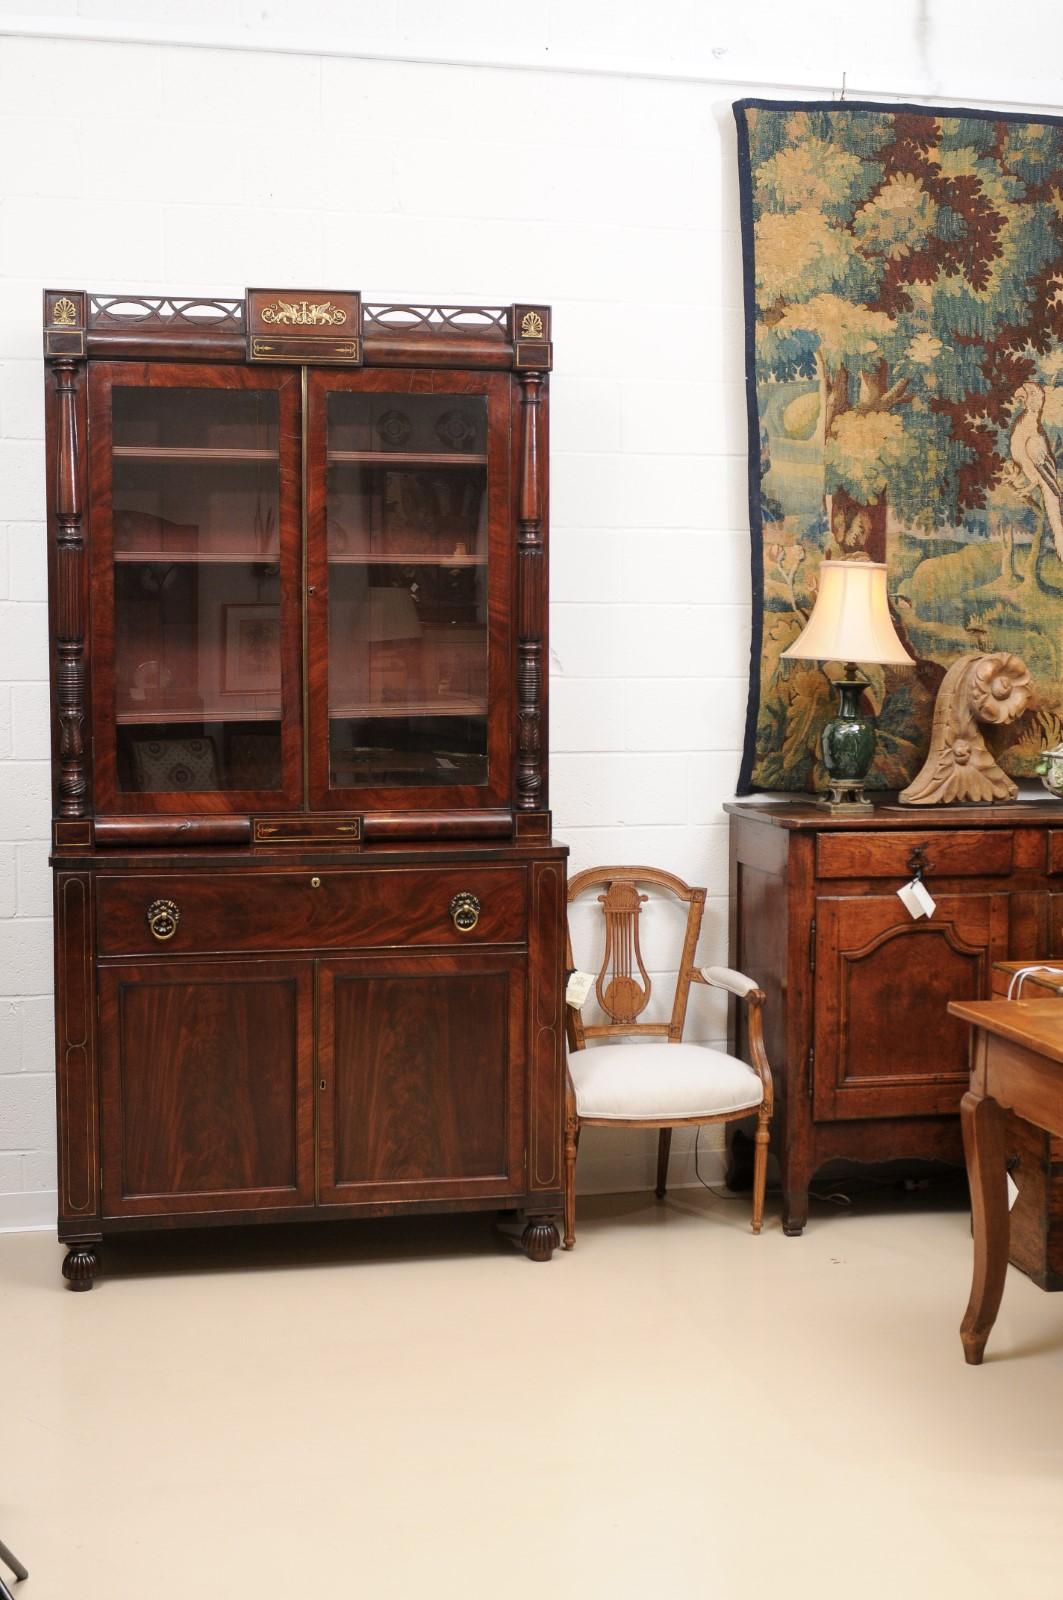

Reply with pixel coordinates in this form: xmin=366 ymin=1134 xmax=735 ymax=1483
xmin=62 ymin=1244 xmax=98 ymax=1291
xmin=520 ymin=1216 xmax=559 ymax=1262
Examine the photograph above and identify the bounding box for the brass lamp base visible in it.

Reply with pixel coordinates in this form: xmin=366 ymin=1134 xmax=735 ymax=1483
xmin=817 ymin=779 xmax=874 ymax=815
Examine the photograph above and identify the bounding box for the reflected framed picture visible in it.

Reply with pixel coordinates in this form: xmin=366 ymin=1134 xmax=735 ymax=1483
xmin=221 ymin=603 xmax=281 ymax=694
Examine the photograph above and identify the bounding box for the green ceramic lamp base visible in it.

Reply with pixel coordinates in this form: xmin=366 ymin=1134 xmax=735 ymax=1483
xmin=817 ymin=664 xmax=876 ymax=813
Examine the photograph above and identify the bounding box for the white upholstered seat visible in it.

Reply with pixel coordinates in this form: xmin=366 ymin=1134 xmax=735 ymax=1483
xmin=563 ymin=867 xmax=774 ymax=1248
xmin=569 ymin=1040 xmax=764 ymax=1122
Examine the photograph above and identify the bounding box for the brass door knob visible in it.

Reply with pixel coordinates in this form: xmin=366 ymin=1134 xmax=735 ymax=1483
xmin=449 ymin=891 xmax=481 ymax=932
xmin=147 ymin=898 xmax=180 ymax=942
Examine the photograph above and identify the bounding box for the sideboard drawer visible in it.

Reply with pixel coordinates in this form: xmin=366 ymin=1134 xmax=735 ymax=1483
xmin=97 ymin=866 xmax=527 ymax=956
xmin=1049 ymin=832 xmax=1063 ymax=875
xmin=816 ymin=829 xmax=1014 ymax=881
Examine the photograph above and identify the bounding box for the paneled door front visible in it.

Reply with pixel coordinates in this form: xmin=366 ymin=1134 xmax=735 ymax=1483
xmin=99 ymin=960 xmax=315 ymax=1216
xmin=317 ymin=952 xmax=526 ymax=1204
xmin=813 ymin=893 xmax=1009 ymax=1121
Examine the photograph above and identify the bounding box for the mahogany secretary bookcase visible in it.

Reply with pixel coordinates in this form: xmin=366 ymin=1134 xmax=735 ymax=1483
xmin=43 ymin=287 xmax=566 ymax=1288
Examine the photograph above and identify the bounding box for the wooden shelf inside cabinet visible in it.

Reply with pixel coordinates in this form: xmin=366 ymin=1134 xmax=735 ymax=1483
xmin=327 ymin=451 xmax=487 ymax=467
xmin=114 ymin=550 xmax=280 ymax=564
xmin=329 ymin=697 xmax=488 ymax=720
xmin=116 ymin=703 xmax=281 ymax=724
xmin=328 ymin=553 xmax=487 ymax=567
xmin=112 ymin=446 xmax=279 ymax=461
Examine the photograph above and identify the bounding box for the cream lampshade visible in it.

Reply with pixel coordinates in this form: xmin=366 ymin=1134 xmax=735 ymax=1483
xmin=782 ymin=559 xmax=913 ymax=812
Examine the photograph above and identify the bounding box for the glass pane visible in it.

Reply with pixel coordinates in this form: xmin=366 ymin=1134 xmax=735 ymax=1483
xmin=111 ymin=386 xmax=283 ymax=793
xmin=326 ymin=392 xmax=489 ymax=789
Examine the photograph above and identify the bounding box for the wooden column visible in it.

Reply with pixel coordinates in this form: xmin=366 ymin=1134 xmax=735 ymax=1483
xmin=516 ymin=369 xmax=545 ymax=811
xmin=53 ymin=355 xmax=89 ymax=818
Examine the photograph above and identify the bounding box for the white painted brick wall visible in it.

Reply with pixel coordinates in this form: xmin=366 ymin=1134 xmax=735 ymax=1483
xmin=0 ymin=1 xmax=1049 ymax=1225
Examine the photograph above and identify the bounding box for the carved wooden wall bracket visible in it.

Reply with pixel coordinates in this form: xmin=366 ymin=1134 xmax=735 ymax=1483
xmin=900 ymin=652 xmax=1032 ymax=805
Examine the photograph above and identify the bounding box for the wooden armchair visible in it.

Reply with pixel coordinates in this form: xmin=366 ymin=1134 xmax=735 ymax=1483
xmin=563 ymin=866 xmax=773 ymax=1249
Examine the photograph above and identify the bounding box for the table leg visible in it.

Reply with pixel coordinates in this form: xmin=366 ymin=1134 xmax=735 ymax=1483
xmin=960 ymin=1089 xmax=1009 ymax=1365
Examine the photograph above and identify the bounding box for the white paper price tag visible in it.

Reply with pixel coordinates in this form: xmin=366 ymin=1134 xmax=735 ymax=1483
xmin=565 ymin=970 xmax=594 ymax=1008
xmin=911 ymin=878 xmax=936 ymax=917
xmin=897 ymin=878 xmax=936 ymax=920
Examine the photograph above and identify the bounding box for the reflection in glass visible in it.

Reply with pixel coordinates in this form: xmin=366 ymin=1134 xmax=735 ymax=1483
xmin=111 ymin=385 xmax=283 ymax=793
xmin=326 ymin=392 xmax=490 ymax=789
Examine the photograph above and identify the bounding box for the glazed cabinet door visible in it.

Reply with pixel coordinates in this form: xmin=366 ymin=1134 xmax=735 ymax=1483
xmin=99 ymin=960 xmax=315 ymax=1217
xmin=813 ymin=893 xmax=1009 ymax=1121
xmin=317 ymin=953 xmax=526 ymax=1204
xmin=305 ymin=370 xmax=513 ymax=811
xmin=88 ymin=362 xmax=304 ymax=813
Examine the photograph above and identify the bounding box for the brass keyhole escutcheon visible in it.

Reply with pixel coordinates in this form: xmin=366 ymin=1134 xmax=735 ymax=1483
xmin=311 ymin=876 xmax=321 ymax=888
xmin=449 ymin=891 xmax=481 ymax=933
xmin=147 ymin=898 xmax=180 ymax=942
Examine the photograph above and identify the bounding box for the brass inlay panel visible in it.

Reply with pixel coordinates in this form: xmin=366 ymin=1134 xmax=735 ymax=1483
xmin=254 ymin=820 xmax=362 ymax=843
xmin=252 ymin=336 xmax=360 ymax=361
xmin=520 ymin=310 xmax=544 ymax=338
xmin=261 ymin=299 xmax=347 ymax=327
xmin=52 ymin=296 xmax=78 ymax=326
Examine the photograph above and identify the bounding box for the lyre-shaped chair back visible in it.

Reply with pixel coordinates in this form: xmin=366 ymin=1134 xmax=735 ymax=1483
xmin=566 ymin=866 xmax=707 ymax=1051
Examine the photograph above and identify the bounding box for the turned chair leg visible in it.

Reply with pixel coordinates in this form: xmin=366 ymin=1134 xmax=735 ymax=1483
xmin=0 ymin=1535 xmax=27 ymax=1597
xmin=655 ymin=1128 xmax=672 ymax=1199
xmin=563 ymin=1116 xmax=579 ymax=1250
xmin=751 ymin=1108 xmax=770 ymax=1234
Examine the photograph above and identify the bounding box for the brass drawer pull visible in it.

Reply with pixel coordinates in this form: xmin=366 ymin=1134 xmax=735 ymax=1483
xmin=449 ymin=891 xmax=481 ymax=932
xmin=147 ymin=898 xmax=180 ymax=942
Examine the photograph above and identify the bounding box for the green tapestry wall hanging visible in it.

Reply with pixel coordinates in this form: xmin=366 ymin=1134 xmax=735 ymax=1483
xmin=735 ymin=98 xmax=1063 ymax=794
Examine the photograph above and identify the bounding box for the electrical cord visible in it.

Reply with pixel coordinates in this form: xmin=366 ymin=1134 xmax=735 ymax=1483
xmin=689 ymin=1125 xmax=966 ymax=1209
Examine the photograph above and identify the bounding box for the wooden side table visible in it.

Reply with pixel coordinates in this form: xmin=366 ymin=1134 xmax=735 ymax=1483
xmin=949 ymin=998 xmax=1063 ymax=1363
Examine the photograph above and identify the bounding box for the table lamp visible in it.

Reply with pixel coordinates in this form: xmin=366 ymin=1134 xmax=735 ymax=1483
xmin=781 ymin=558 xmax=914 ymax=813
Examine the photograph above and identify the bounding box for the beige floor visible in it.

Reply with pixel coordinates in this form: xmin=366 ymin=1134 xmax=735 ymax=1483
xmin=4 ymin=1185 xmax=1063 ymax=1600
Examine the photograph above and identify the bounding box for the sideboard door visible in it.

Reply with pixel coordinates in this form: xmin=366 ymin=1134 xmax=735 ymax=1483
xmin=813 ymin=893 xmax=1009 ymax=1121
xmin=317 ymin=952 xmax=526 ymax=1205
xmin=99 ymin=959 xmax=315 ymax=1217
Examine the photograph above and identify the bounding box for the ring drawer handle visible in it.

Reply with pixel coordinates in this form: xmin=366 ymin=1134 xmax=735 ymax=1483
xmin=906 ymin=845 xmax=933 ymax=880
xmin=147 ymin=898 xmax=180 ymax=942
xmin=449 ymin=891 xmax=481 ymax=933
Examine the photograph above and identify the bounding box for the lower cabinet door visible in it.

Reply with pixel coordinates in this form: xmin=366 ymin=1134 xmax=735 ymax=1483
xmin=317 ymin=952 xmax=526 ymax=1205
xmin=813 ymin=892 xmax=1009 ymax=1120
xmin=99 ymin=959 xmax=315 ymax=1217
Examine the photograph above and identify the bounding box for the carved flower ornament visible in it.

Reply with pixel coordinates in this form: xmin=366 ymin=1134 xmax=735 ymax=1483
xmin=969 ymin=653 xmax=1031 ymax=726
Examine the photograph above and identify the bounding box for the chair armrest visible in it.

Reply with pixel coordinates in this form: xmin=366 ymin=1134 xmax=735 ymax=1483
xmin=700 ymin=965 xmax=762 ymax=1000
xmin=698 ymin=967 xmax=773 ymax=1113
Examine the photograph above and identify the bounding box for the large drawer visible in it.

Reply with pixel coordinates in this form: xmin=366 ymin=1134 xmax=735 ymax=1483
xmin=97 ymin=866 xmax=527 ymax=956
xmin=816 ymin=829 xmax=1014 ymax=881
